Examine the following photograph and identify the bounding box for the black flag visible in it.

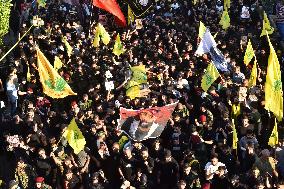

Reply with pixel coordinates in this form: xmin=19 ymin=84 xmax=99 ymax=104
xmin=124 ymin=0 xmax=153 ymax=17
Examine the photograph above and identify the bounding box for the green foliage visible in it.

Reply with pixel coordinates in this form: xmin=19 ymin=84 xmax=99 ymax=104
xmin=0 ymin=0 xmax=12 ymax=45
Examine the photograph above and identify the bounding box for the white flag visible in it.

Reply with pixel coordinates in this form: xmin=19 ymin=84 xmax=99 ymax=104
xmin=195 ymin=29 xmax=217 ymax=56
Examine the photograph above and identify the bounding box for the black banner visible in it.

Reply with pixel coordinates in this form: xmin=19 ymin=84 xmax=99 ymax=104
xmin=124 ymin=0 xmax=153 ymax=17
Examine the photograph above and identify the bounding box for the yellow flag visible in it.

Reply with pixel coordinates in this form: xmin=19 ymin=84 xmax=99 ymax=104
xmin=268 ymin=118 xmax=279 ymax=147
xmin=201 ymin=62 xmax=220 ymax=92
xmin=231 ymin=103 xmax=241 ymax=120
xmin=54 ymin=56 xmax=63 ymax=71
xmin=37 ymin=48 xmax=77 ymax=98
xmin=219 ymin=10 xmax=230 ymax=30
xmin=244 ymin=40 xmax=255 ymax=66
xmin=248 ymin=58 xmax=257 ymax=88
xmin=62 ymin=36 xmax=73 ymax=57
xmin=261 ymin=11 xmax=274 ymax=37
xmin=27 ymin=66 xmax=31 ymax=82
xmin=232 ymin=119 xmax=238 ymax=150
xmin=198 ymin=21 xmax=207 ymax=39
xmin=126 ymin=65 xmax=147 ymax=90
xmin=64 ymin=118 xmax=86 ymax=154
xmin=128 ymin=5 xmax=135 ymax=25
xmin=265 ymin=34 xmax=283 ymax=121
xmin=92 ymin=23 xmax=110 ymax=47
xmin=113 ymin=34 xmax=126 ymax=56
xmin=193 ymin=0 xmax=198 ymax=5
xmin=224 ymin=0 xmax=230 ymax=10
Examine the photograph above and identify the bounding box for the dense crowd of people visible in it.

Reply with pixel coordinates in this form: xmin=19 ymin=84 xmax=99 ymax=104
xmin=0 ymin=0 xmax=284 ymax=188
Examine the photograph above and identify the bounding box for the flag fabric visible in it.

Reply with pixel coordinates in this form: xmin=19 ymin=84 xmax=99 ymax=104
xmin=37 ymin=48 xmax=77 ymax=98
xmin=54 ymin=56 xmax=63 ymax=71
xmin=261 ymin=11 xmax=274 ymax=37
xmin=126 ymin=65 xmax=149 ymax=99
xmin=219 ymin=10 xmax=230 ymax=30
xmin=37 ymin=0 xmax=46 ymax=7
xmin=195 ymin=29 xmax=217 ymax=55
xmin=268 ymin=118 xmax=279 ymax=147
xmin=193 ymin=0 xmax=198 ymax=5
xmin=118 ymin=102 xmax=178 ymax=141
xmin=195 ymin=30 xmax=228 ymax=72
xmin=231 ymin=103 xmax=241 ymax=120
xmin=265 ymin=34 xmax=283 ymax=121
xmin=27 ymin=66 xmax=31 ymax=82
xmin=113 ymin=34 xmax=126 ymax=56
xmin=201 ymin=62 xmax=220 ymax=91
xmin=62 ymin=37 xmax=73 ymax=57
xmin=198 ymin=21 xmax=207 ymax=39
xmin=248 ymin=58 xmax=257 ymax=88
xmin=232 ymin=119 xmax=238 ymax=150
xmin=224 ymin=0 xmax=230 ymax=10
xmin=64 ymin=118 xmax=86 ymax=154
xmin=128 ymin=5 xmax=135 ymax=25
xmin=244 ymin=40 xmax=255 ymax=66
xmin=92 ymin=23 xmax=111 ymax=47
xmin=93 ymin=0 xmax=126 ymax=27
xmin=124 ymin=0 xmax=153 ymax=17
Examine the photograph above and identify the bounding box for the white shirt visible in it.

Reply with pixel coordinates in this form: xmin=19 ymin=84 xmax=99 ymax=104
xmin=204 ymin=162 xmax=227 ymax=180
xmin=241 ymin=6 xmax=250 ymax=19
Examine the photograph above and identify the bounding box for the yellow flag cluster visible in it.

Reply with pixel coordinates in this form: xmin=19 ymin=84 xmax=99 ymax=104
xmin=37 ymin=48 xmax=76 ymax=98
xmin=198 ymin=21 xmax=207 ymax=39
xmin=244 ymin=40 xmax=255 ymax=66
xmin=54 ymin=56 xmax=63 ymax=71
xmin=268 ymin=118 xmax=279 ymax=147
xmin=219 ymin=10 xmax=230 ymax=30
xmin=128 ymin=5 xmax=135 ymax=25
xmin=265 ymin=34 xmax=283 ymax=121
xmin=62 ymin=36 xmax=73 ymax=57
xmin=201 ymin=62 xmax=220 ymax=92
xmin=261 ymin=11 xmax=274 ymax=37
xmin=64 ymin=118 xmax=86 ymax=154
xmin=232 ymin=119 xmax=238 ymax=150
xmin=93 ymin=23 xmax=111 ymax=47
xmin=248 ymin=58 xmax=257 ymax=88
xmin=113 ymin=34 xmax=126 ymax=56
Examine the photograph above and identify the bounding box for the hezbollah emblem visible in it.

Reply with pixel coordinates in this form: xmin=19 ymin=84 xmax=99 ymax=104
xmin=44 ymin=77 xmax=67 ymax=92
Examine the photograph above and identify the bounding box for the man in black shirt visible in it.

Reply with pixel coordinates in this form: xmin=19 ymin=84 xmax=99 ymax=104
xmin=119 ymin=148 xmax=137 ymax=183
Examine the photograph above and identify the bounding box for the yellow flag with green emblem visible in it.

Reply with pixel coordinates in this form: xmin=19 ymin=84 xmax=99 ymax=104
xmin=248 ymin=58 xmax=257 ymax=88
xmin=260 ymin=11 xmax=274 ymax=37
xmin=37 ymin=0 xmax=46 ymax=8
xmin=54 ymin=56 xmax=63 ymax=71
xmin=62 ymin=36 xmax=73 ymax=57
xmin=92 ymin=23 xmax=111 ymax=47
xmin=231 ymin=103 xmax=241 ymax=120
xmin=198 ymin=21 xmax=207 ymax=39
xmin=64 ymin=118 xmax=86 ymax=154
xmin=244 ymin=40 xmax=255 ymax=66
xmin=113 ymin=34 xmax=126 ymax=56
xmin=268 ymin=118 xmax=279 ymax=147
xmin=37 ymin=48 xmax=77 ymax=98
xmin=219 ymin=10 xmax=230 ymax=30
xmin=265 ymin=34 xmax=283 ymax=121
xmin=232 ymin=119 xmax=238 ymax=150
xmin=201 ymin=62 xmax=220 ymax=92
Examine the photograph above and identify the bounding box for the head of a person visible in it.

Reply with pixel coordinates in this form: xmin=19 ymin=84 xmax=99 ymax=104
xmin=83 ymin=94 xmax=88 ymax=101
xmin=255 ymin=182 xmax=265 ymax=189
xmin=17 ymin=158 xmax=26 ymax=169
xmin=260 ymin=149 xmax=270 ymax=160
xmin=141 ymin=147 xmax=149 ymax=159
xmin=246 ymin=129 xmax=254 ymax=139
xmin=124 ymin=148 xmax=132 ymax=159
xmin=112 ymin=142 xmax=120 ymax=153
xmin=277 ymin=181 xmax=284 ymax=189
xmin=184 ymin=163 xmax=192 ymax=174
xmin=64 ymin=169 xmax=73 ymax=180
xmin=252 ymin=167 xmax=260 ymax=177
xmin=217 ymin=166 xmax=226 ymax=176
xmin=177 ymin=180 xmax=187 ymax=189
xmin=35 ymin=177 xmax=45 ymax=188
xmin=38 ymin=148 xmax=46 ymax=159
xmin=164 ymin=149 xmax=172 ymax=162
xmin=211 ymin=154 xmax=219 ymax=166
xmin=92 ymin=172 xmax=100 ymax=185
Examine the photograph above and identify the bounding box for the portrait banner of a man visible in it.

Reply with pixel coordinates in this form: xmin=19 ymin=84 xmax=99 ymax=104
xmin=118 ymin=102 xmax=178 ymax=141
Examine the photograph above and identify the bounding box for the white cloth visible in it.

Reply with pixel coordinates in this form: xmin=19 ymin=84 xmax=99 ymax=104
xmin=204 ymin=162 xmax=227 ymax=180
xmin=241 ymin=6 xmax=250 ymax=19
xmin=195 ymin=29 xmax=217 ymax=56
